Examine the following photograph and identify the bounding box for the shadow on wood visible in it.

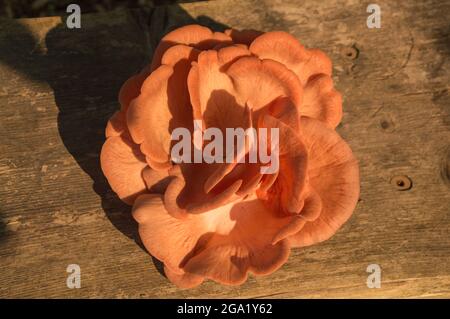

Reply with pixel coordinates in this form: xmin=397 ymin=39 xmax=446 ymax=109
xmin=0 ymin=5 xmax=229 ymax=278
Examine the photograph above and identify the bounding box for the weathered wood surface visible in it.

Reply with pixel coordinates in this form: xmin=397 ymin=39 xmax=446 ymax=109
xmin=0 ymin=0 xmax=449 ymax=298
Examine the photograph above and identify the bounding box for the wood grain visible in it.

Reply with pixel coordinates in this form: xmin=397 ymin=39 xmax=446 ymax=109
xmin=0 ymin=0 xmax=449 ymax=298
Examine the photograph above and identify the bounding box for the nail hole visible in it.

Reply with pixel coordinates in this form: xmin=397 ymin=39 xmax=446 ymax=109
xmin=341 ymin=46 xmax=359 ymax=60
xmin=380 ymin=120 xmax=390 ymax=129
xmin=390 ymin=175 xmax=412 ymax=191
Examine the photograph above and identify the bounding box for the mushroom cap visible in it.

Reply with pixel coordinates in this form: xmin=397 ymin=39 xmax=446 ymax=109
xmin=100 ymin=25 xmax=360 ymax=288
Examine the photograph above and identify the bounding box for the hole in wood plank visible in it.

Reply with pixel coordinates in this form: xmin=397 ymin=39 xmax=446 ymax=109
xmin=341 ymin=45 xmax=359 ymax=60
xmin=380 ymin=120 xmax=390 ymax=129
xmin=390 ymin=175 xmax=412 ymax=191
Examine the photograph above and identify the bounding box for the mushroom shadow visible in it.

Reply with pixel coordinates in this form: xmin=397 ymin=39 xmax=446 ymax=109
xmin=0 ymin=5 xmax=229 ymax=276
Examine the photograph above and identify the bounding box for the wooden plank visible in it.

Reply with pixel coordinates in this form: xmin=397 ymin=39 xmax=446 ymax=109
xmin=0 ymin=0 xmax=449 ymax=298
